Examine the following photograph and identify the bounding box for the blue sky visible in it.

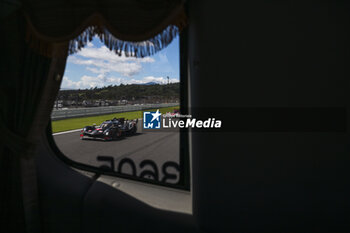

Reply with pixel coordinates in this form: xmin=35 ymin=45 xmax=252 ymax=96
xmin=61 ymin=36 xmax=179 ymax=89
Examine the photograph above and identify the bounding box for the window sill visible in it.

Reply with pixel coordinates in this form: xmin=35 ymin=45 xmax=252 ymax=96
xmin=73 ymin=168 xmax=192 ymax=214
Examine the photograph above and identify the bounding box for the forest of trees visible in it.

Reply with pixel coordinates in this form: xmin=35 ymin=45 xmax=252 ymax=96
xmin=55 ymin=83 xmax=180 ymax=107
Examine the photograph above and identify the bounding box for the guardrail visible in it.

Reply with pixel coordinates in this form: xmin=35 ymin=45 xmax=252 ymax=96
xmin=51 ymin=103 xmax=179 ymax=120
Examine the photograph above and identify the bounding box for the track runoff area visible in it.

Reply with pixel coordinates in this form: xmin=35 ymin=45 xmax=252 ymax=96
xmin=52 ymin=106 xmax=180 ymax=183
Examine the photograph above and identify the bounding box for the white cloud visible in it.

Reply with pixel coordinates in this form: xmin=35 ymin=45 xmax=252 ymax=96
xmin=61 ymin=75 xmax=107 ymax=89
xmin=76 ymin=45 xmax=155 ymax=63
xmin=67 ymin=45 xmax=155 ymax=77
xmin=63 ymin=39 xmax=179 ymax=90
xmin=69 ymin=56 xmax=143 ymax=77
xmin=61 ymin=76 xmax=80 ymax=89
xmin=61 ymin=75 xmax=179 ymax=89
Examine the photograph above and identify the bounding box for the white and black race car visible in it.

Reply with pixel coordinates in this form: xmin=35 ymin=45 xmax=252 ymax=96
xmin=80 ymin=118 xmax=138 ymax=141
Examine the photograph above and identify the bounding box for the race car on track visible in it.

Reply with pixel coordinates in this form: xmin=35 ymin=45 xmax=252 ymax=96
xmin=80 ymin=117 xmax=138 ymax=141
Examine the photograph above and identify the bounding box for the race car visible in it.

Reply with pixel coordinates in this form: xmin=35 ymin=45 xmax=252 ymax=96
xmin=80 ymin=117 xmax=138 ymax=141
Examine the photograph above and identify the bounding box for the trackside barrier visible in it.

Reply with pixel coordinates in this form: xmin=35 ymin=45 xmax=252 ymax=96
xmin=51 ymin=103 xmax=179 ymax=120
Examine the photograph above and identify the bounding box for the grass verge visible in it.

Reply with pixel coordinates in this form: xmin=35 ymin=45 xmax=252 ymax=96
xmin=51 ymin=106 xmax=179 ymax=133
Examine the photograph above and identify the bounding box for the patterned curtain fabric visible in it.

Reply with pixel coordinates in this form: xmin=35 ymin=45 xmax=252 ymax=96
xmin=22 ymin=0 xmax=187 ymax=57
xmin=0 ymin=9 xmax=54 ymax=233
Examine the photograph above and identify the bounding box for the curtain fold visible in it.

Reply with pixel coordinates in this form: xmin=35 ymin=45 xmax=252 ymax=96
xmin=0 ymin=8 xmax=66 ymax=233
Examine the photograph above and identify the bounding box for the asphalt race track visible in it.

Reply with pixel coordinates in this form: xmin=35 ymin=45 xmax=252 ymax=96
xmin=53 ymin=124 xmax=180 ymax=183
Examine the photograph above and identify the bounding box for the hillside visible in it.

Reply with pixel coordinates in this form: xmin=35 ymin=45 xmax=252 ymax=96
xmin=56 ymin=83 xmax=180 ymax=106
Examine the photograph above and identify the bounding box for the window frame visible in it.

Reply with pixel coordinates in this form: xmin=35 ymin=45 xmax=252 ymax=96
xmin=46 ymin=29 xmax=190 ymax=191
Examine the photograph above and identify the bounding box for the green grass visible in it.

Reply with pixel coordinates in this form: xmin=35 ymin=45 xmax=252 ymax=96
xmin=51 ymin=106 xmax=179 ymax=133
